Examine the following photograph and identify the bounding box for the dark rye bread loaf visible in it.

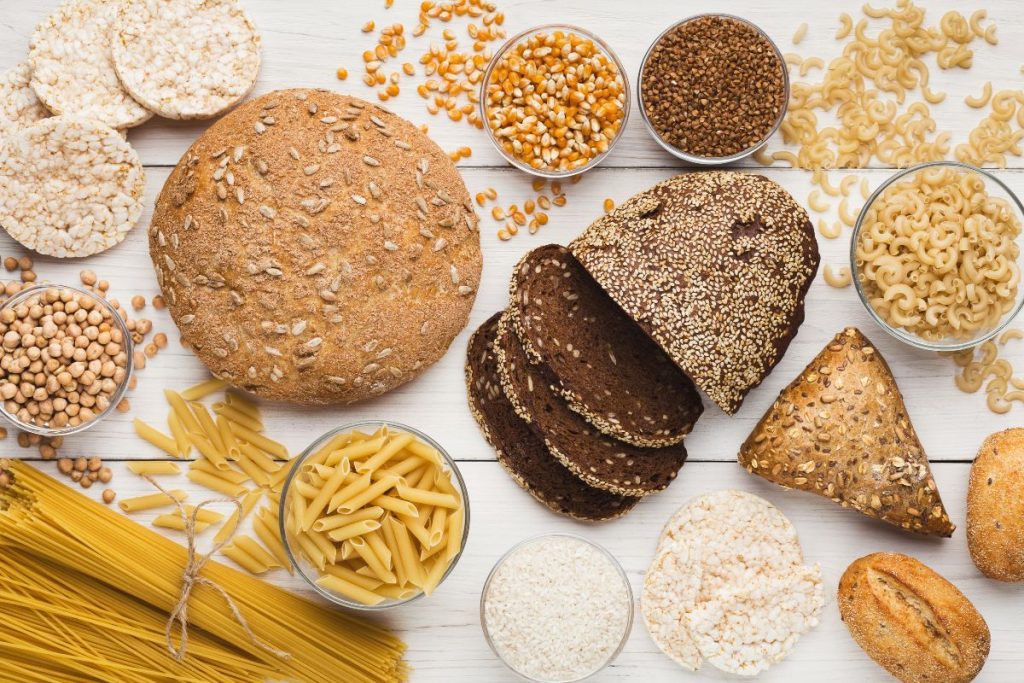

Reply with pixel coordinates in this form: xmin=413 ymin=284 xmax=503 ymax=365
xmin=509 ymin=245 xmax=702 ymax=447
xmin=466 ymin=313 xmax=638 ymax=521
xmin=570 ymin=172 xmax=818 ymax=415
xmin=495 ymin=311 xmax=688 ymax=497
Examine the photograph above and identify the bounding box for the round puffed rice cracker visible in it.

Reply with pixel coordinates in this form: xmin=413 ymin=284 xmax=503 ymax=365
xmin=642 ymin=490 xmax=823 ymax=677
xmin=29 ymin=0 xmax=153 ymax=129
xmin=112 ymin=0 xmax=261 ymax=120
xmin=0 ymin=63 xmax=50 ymax=138
xmin=0 ymin=116 xmax=145 ymax=258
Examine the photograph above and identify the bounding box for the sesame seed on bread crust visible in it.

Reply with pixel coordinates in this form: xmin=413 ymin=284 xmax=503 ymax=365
xmin=570 ymin=172 xmax=818 ymax=415
xmin=495 ymin=310 xmax=688 ymax=497
xmin=150 ymin=89 xmax=481 ymax=404
xmin=465 ymin=312 xmax=638 ymax=522
xmin=739 ymin=327 xmax=955 ymax=537
xmin=508 ymin=244 xmax=703 ymax=448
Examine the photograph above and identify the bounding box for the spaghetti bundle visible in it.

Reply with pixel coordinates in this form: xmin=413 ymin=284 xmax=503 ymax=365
xmin=0 ymin=462 xmax=407 ymax=682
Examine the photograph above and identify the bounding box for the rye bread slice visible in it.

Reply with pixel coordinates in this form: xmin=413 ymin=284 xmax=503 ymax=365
xmin=509 ymin=245 xmax=702 ymax=447
xmin=570 ymin=172 xmax=818 ymax=415
xmin=466 ymin=312 xmax=638 ymax=521
xmin=495 ymin=311 xmax=688 ymax=497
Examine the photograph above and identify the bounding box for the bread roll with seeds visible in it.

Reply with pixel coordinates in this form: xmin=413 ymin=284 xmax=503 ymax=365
xmin=838 ymin=552 xmax=990 ymax=683
xmin=150 ymin=89 xmax=481 ymax=404
xmin=570 ymin=172 xmax=818 ymax=414
xmin=967 ymin=429 xmax=1024 ymax=581
xmin=738 ymin=327 xmax=955 ymax=537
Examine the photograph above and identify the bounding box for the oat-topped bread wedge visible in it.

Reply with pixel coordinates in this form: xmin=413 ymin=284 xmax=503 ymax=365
xmin=466 ymin=313 xmax=638 ymax=521
xmin=738 ymin=327 xmax=955 ymax=537
xmin=495 ymin=311 xmax=688 ymax=497
xmin=570 ymin=172 xmax=818 ymax=414
xmin=509 ymin=244 xmax=702 ymax=447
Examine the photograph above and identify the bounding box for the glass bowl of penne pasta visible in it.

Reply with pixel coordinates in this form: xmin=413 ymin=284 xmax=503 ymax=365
xmin=851 ymin=160 xmax=1024 ymax=352
xmin=0 ymin=283 xmax=133 ymax=437
xmin=280 ymin=421 xmax=470 ymax=610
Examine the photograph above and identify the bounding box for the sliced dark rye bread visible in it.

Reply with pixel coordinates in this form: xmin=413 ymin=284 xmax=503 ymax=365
xmin=466 ymin=313 xmax=639 ymax=521
xmin=495 ymin=310 xmax=688 ymax=497
xmin=570 ymin=172 xmax=819 ymax=415
xmin=508 ymin=244 xmax=702 ymax=448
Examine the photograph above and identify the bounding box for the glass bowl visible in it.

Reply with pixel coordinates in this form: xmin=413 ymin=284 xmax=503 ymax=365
xmin=0 ymin=283 xmax=134 ymax=436
xmin=851 ymin=160 xmax=1024 ymax=352
xmin=280 ymin=420 xmax=470 ymax=611
xmin=480 ymin=24 xmax=631 ymax=179
xmin=480 ymin=533 xmax=634 ymax=683
xmin=637 ymin=13 xmax=790 ymax=165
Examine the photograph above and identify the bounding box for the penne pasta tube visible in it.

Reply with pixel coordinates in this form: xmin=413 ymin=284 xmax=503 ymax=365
xmin=127 ymin=461 xmax=181 ymax=476
xmin=364 ymin=530 xmax=393 ymax=570
xmin=323 ymin=563 xmax=383 ymax=591
xmin=371 ymin=495 xmax=419 ymax=518
xmin=216 ymin=416 xmax=242 ymax=460
xmin=372 ymin=455 xmax=424 ymax=481
xmin=215 ymin=403 xmax=264 ymax=433
xmin=326 ymin=519 xmax=382 ymax=543
xmin=308 ymin=472 xmax=327 ymax=488
xmin=294 ymin=530 xmax=325 ymax=571
xmin=339 ymin=540 xmax=357 ymax=562
xmin=214 ymin=489 xmax=262 ymax=545
xmin=187 ymin=469 xmax=248 ymax=498
xmin=224 ymin=390 xmax=261 ymax=421
xmin=419 ymin=537 xmax=448 ymax=562
xmin=133 ymin=418 xmax=179 ymax=457
xmin=234 ymin=452 xmax=271 ymax=488
xmin=349 ymin=536 xmax=396 ymax=584
xmin=179 ymin=377 xmax=228 ymax=401
xmin=153 ymin=515 xmax=212 ymax=533
xmin=228 ymin=422 xmax=288 ymax=459
xmin=118 ymin=490 xmax=187 ymax=513
xmin=191 ymin=401 xmax=226 ymax=453
xmin=374 ymin=584 xmax=419 ymax=601
xmin=336 ymin=476 xmax=400 ymax=515
xmin=306 ymin=528 xmax=337 ymax=565
xmin=189 ymin=458 xmax=249 ymax=485
xmin=288 ymin=493 xmax=306 ymax=536
xmin=404 ymin=464 xmax=434 ymax=489
xmin=163 ymin=389 xmax=203 ymax=435
xmin=189 ymin=434 xmax=231 ymax=471
xmin=328 ymin=473 xmax=371 ymax=512
xmin=178 ymin=505 xmax=225 ymax=525
xmin=308 ymin=431 xmax=358 ymax=467
xmin=381 ymin=515 xmax=407 ymax=587
xmin=404 ymin=439 xmax=443 ymax=465
xmin=312 ymin=463 xmax=337 ymax=478
xmin=446 ymin=508 xmax=464 ymax=562
xmin=398 ymin=513 xmax=435 ymax=549
xmin=234 ymin=534 xmax=282 ymax=569
xmin=422 ymin=556 xmax=449 ymax=596
xmin=316 ymin=575 xmax=385 ymax=606
xmin=312 ymin=507 xmax=384 ymax=533
xmin=267 ymin=462 xmax=291 ymax=491
xmin=428 ymin=507 xmax=447 ymax=548
xmin=222 ymin=544 xmax=268 ymax=574
xmin=324 ymin=436 xmax=386 ymax=467
xmin=395 ymin=483 xmax=459 ymax=509
xmin=301 ymin=463 xmax=352 ymax=532
xmin=238 ymin=441 xmax=281 ymax=473
xmin=264 ymin=488 xmax=281 ymax=508
xmin=167 ymin=412 xmax=191 ymax=458
xmin=356 ymin=433 xmax=414 ymax=474
xmin=390 ymin=518 xmax=426 ymax=588
xmin=433 ymin=468 xmax=458 ymax=496
xmin=252 ymin=513 xmax=292 ymax=574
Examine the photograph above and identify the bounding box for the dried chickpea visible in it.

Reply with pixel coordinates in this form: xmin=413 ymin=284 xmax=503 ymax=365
xmin=144 ymin=343 xmax=157 ymax=358
xmin=153 ymin=332 xmax=168 ymax=349
xmin=152 ymin=295 xmax=166 ymax=310
xmin=57 ymin=457 xmax=73 ymax=475
xmin=130 ymin=295 xmax=145 ymax=310
xmin=74 ymin=457 xmax=87 ymax=472
xmin=17 ymin=256 xmax=32 ymax=271
xmin=3 ymin=257 xmax=17 ymax=271
xmin=80 ymin=270 xmax=97 ymax=286
xmin=116 ymin=398 xmax=130 ymax=413
xmin=102 ymin=488 xmax=116 ymax=504
xmin=20 ymin=270 xmax=36 ymax=283
xmin=98 ymin=466 xmax=113 ymax=484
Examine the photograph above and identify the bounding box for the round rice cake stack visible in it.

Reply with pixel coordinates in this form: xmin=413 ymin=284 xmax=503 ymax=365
xmin=149 ymin=89 xmax=482 ymax=404
xmin=509 ymin=244 xmax=702 ymax=448
xmin=642 ymin=490 xmax=823 ymax=676
xmin=495 ymin=311 xmax=688 ymax=497
xmin=29 ymin=0 xmax=153 ymax=129
xmin=466 ymin=313 xmax=638 ymax=521
xmin=0 ymin=116 xmax=145 ymax=257
xmin=0 ymin=63 xmax=50 ymax=139
xmin=112 ymin=0 xmax=261 ymax=120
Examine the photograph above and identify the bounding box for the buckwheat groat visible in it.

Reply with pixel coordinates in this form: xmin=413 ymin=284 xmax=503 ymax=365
xmin=29 ymin=0 xmax=153 ymax=129
xmin=150 ymin=90 xmax=481 ymax=404
xmin=113 ymin=0 xmax=261 ymax=120
xmin=0 ymin=116 xmax=145 ymax=258
xmin=0 ymin=63 xmax=49 ymax=138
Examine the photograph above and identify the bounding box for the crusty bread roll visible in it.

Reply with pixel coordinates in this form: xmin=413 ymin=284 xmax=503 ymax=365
xmin=838 ymin=552 xmax=990 ymax=683
xmin=967 ymin=429 xmax=1024 ymax=581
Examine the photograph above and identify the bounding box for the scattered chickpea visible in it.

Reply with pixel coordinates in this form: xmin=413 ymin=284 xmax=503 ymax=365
xmin=152 ymin=295 xmax=166 ymax=310
xmin=153 ymin=332 xmax=168 ymax=349
xmin=97 ymin=280 xmax=109 ymax=292
xmin=98 ymin=467 xmax=113 ymax=484
xmin=144 ymin=343 xmax=158 ymax=358
xmin=39 ymin=444 xmax=56 ymax=460
xmin=20 ymin=270 xmax=36 ymax=283
xmin=5 ymin=281 xmax=21 ymax=296
xmin=17 ymin=432 xmax=30 ymax=448
xmin=73 ymin=457 xmax=87 ymax=472
xmin=49 ymin=436 xmax=63 ymax=449
xmin=130 ymin=295 xmax=145 ymax=310
xmin=102 ymin=488 xmax=116 ymax=504
xmin=57 ymin=458 xmax=73 ymax=475
xmin=116 ymin=398 xmax=130 ymax=413
xmin=128 ymin=376 xmax=138 ymax=390
xmin=87 ymin=456 xmax=102 ymax=472
xmin=0 ymin=426 xmax=7 ymax=439
xmin=17 ymin=256 xmax=32 ymax=271
xmin=3 ymin=257 xmax=17 ymax=271
xmin=79 ymin=270 xmax=97 ymax=286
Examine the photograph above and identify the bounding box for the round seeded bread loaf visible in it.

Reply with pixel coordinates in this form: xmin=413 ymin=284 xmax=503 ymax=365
xmin=150 ymin=89 xmax=482 ymax=404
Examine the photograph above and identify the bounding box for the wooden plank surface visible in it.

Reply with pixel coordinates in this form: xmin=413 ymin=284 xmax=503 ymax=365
xmin=2 ymin=1 xmax=1024 ymax=681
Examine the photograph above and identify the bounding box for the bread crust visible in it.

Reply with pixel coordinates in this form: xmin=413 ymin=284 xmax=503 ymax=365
xmin=838 ymin=552 xmax=990 ymax=683
xmin=738 ymin=327 xmax=955 ymax=536
xmin=150 ymin=89 xmax=481 ymax=404
xmin=967 ymin=429 xmax=1024 ymax=581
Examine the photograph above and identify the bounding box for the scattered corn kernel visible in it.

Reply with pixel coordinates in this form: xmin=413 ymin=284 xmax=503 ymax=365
xmin=603 ymin=198 xmax=615 ymax=213
xmin=337 ymin=68 xmax=348 ymax=80
xmin=362 ymin=20 xmax=375 ymax=32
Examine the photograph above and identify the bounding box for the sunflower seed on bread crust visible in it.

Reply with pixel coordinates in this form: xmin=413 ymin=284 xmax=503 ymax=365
xmin=0 ymin=116 xmax=145 ymax=257
xmin=643 ymin=490 xmax=823 ymax=677
xmin=465 ymin=312 xmax=639 ymax=521
xmin=0 ymin=63 xmax=49 ymax=138
xmin=738 ymin=327 xmax=955 ymax=537
xmin=29 ymin=0 xmax=153 ymax=129
xmin=112 ymin=0 xmax=261 ymax=120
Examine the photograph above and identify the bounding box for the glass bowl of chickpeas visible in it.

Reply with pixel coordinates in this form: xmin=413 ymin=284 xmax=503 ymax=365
xmin=481 ymin=24 xmax=630 ymax=179
xmin=0 ymin=284 xmax=134 ymax=436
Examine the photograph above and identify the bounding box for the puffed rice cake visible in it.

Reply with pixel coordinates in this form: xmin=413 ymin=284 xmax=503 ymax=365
xmin=112 ymin=0 xmax=261 ymax=120
xmin=0 ymin=116 xmax=146 ymax=257
xmin=0 ymin=63 xmax=49 ymax=138
xmin=29 ymin=0 xmax=153 ymax=129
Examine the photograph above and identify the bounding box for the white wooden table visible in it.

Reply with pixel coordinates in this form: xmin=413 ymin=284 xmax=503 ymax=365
xmin=2 ymin=1 xmax=1024 ymax=680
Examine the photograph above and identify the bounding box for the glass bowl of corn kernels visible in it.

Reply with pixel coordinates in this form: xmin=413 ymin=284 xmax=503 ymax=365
xmin=480 ymin=24 xmax=630 ymax=179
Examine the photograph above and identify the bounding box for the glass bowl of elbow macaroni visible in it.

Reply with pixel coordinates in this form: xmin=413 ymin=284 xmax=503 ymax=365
xmin=280 ymin=421 xmax=469 ymax=610
xmin=851 ymin=160 xmax=1024 ymax=352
